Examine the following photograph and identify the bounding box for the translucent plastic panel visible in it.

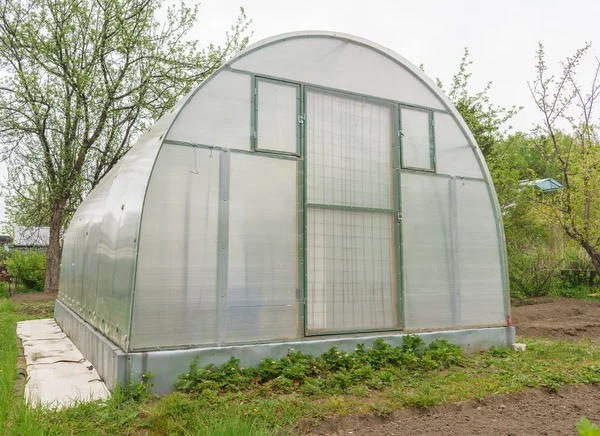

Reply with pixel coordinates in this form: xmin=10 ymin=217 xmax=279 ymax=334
xmin=306 ymin=209 xmax=396 ymax=332
xmin=256 ymin=79 xmax=298 ymax=153
xmin=59 ymin=96 xmax=188 ymax=351
xmin=132 ymin=145 xmax=220 ymax=349
xmin=167 ymin=71 xmax=251 ymax=150
xmin=59 ymin=204 xmax=90 ymax=314
xmin=401 ymin=108 xmax=432 ymax=170
xmin=434 ymin=113 xmax=484 ymax=178
xmin=231 ymin=37 xmax=445 ymax=110
xmin=455 ymin=180 xmax=505 ymax=325
xmin=306 ymin=89 xmax=394 ymax=209
xmin=401 ymin=172 xmax=454 ymax=328
xmin=80 ymin=166 xmax=116 ymax=322
xmin=226 ymin=154 xmax=298 ymax=342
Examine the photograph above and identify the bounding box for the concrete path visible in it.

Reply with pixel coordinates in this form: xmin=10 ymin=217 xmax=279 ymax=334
xmin=16 ymin=319 xmax=110 ymax=408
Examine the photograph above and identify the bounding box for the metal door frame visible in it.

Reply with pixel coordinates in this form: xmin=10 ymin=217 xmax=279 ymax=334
xmin=301 ymin=86 xmax=405 ymax=336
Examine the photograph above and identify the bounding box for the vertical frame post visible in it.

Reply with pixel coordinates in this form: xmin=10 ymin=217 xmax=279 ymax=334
xmin=300 ymin=85 xmax=308 ymax=336
xmin=250 ymin=75 xmax=257 ymax=151
xmin=216 ymin=150 xmax=231 ymax=345
xmin=394 ymin=105 xmax=405 ymax=329
xmin=429 ymin=109 xmax=436 ymax=172
xmin=448 ymin=176 xmax=462 ymax=326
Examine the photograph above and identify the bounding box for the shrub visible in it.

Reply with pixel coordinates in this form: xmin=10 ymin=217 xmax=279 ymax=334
xmin=5 ymin=250 xmax=46 ymax=292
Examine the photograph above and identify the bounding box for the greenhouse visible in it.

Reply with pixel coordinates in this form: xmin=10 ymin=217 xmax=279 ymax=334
xmin=55 ymin=31 xmax=515 ymax=393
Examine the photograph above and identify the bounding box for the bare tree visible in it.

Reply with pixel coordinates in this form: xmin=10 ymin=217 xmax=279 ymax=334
xmin=529 ymin=42 xmax=600 ymax=273
xmin=0 ymin=0 xmax=251 ymax=291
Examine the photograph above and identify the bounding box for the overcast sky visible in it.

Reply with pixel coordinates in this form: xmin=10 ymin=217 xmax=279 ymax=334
xmin=191 ymin=0 xmax=599 ymax=133
xmin=1 ymin=0 xmax=599 ymax=225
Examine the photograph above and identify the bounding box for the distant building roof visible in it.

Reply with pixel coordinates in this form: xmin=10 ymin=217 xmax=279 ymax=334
xmin=13 ymin=226 xmax=50 ymax=247
xmin=519 ymin=178 xmax=564 ymax=193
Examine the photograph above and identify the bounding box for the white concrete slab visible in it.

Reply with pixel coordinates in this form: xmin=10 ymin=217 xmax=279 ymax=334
xmin=16 ymin=319 xmax=110 ymax=408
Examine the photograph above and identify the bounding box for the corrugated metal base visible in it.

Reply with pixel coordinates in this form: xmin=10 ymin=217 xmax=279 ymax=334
xmin=55 ymin=299 xmax=516 ymax=394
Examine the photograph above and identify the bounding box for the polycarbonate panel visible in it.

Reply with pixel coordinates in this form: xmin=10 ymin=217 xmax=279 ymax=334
xmin=306 ymin=209 xmax=396 ymax=332
xmin=434 ymin=113 xmax=484 ymax=178
xmin=257 ymin=80 xmax=298 ymax=153
xmin=80 ymin=165 xmax=117 ymax=322
xmin=59 ymin=205 xmax=90 ymax=315
xmin=59 ymin=94 xmax=187 ymax=351
xmin=131 ymin=145 xmax=220 ymax=350
xmin=401 ymin=108 xmax=432 ymax=170
xmin=455 ymin=179 xmax=505 ymax=325
xmin=226 ymin=154 xmax=298 ymax=342
xmin=306 ymin=89 xmax=394 ymax=209
xmin=231 ymin=36 xmax=445 ymax=110
xmin=401 ymin=172 xmax=454 ymax=328
xmin=167 ymin=71 xmax=251 ymax=149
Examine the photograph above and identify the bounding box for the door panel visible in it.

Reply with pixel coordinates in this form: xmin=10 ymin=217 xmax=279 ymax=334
xmin=304 ymin=88 xmax=399 ymax=334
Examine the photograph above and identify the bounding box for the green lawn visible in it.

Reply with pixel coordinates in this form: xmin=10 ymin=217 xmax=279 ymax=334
xmin=2 ymin=298 xmax=600 ymax=435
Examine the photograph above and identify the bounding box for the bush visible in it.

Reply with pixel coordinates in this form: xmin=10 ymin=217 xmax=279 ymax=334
xmin=0 ymin=282 xmax=8 ymax=299
xmin=5 ymin=250 xmax=46 ymax=292
xmin=508 ymin=244 xmax=561 ymax=298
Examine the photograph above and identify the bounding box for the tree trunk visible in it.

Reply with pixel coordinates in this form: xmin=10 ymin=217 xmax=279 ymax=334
xmin=44 ymin=199 xmax=66 ymax=293
xmin=581 ymin=241 xmax=600 ymax=277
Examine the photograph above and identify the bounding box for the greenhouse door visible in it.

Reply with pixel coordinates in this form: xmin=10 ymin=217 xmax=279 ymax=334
xmin=304 ymin=88 xmax=401 ymax=335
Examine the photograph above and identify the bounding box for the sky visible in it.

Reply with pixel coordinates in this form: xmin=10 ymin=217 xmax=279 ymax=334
xmin=189 ymin=0 xmax=599 ymax=133
xmin=1 ymin=0 xmax=599 ymax=224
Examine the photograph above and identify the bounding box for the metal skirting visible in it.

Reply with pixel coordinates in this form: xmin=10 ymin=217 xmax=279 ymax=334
xmin=55 ymin=299 xmax=516 ymax=394
xmin=54 ymin=300 xmax=128 ymax=390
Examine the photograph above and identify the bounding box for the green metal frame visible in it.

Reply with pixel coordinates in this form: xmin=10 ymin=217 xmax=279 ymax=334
xmin=299 ymin=84 xmax=307 ymax=338
xmin=302 ymin=85 xmax=405 ymax=336
xmin=399 ymin=105 xmax=436 ymax=173
xmin=162 ymin=139 xmax=300 ymax=161
xmin=400 ymin=167 xmax=485 ymax=182
xmin=306 ymin=203 xmax=396 ymax=214
xmin=227 ymin=66 xmax=451 ymax=115
xmin=393 ymin=105 xmax=405 ymax=329
xmin=252 ymin=76 xmax=302 ymax=157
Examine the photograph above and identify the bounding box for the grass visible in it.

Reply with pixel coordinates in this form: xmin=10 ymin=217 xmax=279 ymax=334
xmin=2 ymin=297 xmax=600 ymax=434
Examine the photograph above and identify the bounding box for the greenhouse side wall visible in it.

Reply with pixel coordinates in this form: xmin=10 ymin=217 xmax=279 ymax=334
xmin=56 ymin=98 xmax=191 ymax=351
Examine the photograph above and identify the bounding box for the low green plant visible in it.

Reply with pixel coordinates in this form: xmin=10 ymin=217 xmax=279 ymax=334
xmin=577 ymin=417 xmax=600 ymax=436
xmin=118 ymin=372 xmax=155 ymax=402
xmin=175 ymin=337 xmax=464 ymax=395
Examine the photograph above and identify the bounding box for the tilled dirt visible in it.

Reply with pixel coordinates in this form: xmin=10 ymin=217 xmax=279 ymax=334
xmin=307 ymin=384 xmax=600 ymax=435
xmin=306 ymin=298 xmax=600 ymax=435
xmin=512 ymin=297 xmax=600 ymax=340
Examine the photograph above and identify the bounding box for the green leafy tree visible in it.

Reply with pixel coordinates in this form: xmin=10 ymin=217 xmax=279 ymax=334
xmin=0 ymin=0 xmax=252 ymax=291
xmin=529 ymin=42 xmax=600 ymax=275
xmin=437 ymin=48 xmax=521 ymax=159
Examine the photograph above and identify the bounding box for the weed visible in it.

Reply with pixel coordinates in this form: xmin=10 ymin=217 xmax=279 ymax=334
xmin=371 ymin=402 xmax=393 ymax=417
xmin=488 ymin=346 xmax=511 ymax=358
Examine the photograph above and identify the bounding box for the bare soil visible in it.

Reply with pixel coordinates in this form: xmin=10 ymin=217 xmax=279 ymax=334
xmin=307 ymin=384 xmax=600 ymax=435
xmin=306 ymin=298 xmax=600 ymax=435
xmin=512 ymin=297 xmax=600 ymax=340
xmin=11 ymin=290 xmax=57 ymax=304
